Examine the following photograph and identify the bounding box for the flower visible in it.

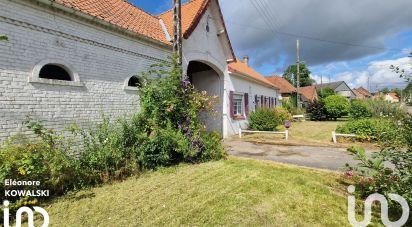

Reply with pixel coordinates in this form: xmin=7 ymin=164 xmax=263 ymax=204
xmin=344 ymin=170 xmax=354 ymax=178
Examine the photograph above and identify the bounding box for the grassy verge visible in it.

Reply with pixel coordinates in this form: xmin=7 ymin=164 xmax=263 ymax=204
xmin=242 ymin=120 xmax=377 ymax=149
xmin=34 ymin=157 xmax=374 ymax=226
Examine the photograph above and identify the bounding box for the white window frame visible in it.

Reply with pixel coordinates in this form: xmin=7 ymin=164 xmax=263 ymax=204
xmin=29 ymin=59 xmax=83 ymax=87
xmin=232 ymin=92 xmax=245 ymax=117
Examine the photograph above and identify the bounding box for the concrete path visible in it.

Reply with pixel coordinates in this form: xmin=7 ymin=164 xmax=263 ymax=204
xmin=225 ymin=140 xmax=375 ymax=171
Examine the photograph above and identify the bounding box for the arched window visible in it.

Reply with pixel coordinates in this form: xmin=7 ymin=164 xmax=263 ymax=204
xmin=128 ymin=76 xmax=142 ymax=87
xmin=39 ymin=64 xmax=72 ymax=81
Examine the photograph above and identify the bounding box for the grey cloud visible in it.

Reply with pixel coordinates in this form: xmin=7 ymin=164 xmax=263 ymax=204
xmin=219 ymin=0 xmax=412 ymax=70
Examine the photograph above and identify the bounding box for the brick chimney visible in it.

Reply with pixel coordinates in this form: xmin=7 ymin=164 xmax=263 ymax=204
xmin=243 ymin=55 xmax=249 ymax=66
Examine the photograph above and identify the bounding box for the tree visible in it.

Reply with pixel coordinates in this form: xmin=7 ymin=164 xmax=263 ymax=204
xmin=380 ymin=87 xmax=390 ymax=94
xmin=317 ymin=87 xmax=336 ymax=99
xmin=282 ymin=63 xmax=314 ymax=87
xmin=391 ymin=52 xmax=411 ymax=82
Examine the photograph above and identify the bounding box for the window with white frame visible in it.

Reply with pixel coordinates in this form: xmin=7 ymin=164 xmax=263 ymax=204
xmin=233 ymin=94 xmax=244 ymax=116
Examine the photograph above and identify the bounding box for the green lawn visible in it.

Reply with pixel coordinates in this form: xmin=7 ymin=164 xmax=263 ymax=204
xmin=35 ymin=158 xmax=360 ymax=226
xmin=241 ymin=120 xmax=377 ymax=148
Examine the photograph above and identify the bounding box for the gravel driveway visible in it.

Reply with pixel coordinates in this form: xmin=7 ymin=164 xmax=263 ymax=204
xmin=225 ymin=140 xmax=376 ymax=171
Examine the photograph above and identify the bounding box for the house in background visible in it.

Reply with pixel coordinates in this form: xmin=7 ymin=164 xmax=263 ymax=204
xmin=315 ymin=81 xmax=356 ymax=100
xmin=299 ymin=86 xmax=318 ymax=107
xmin=266 ymin=76 xmax=296 ymax=102
xmin=353 ymin=87 xmax=372 ymax=99
xmin=373 ymin=92 xmax=400 ymax=103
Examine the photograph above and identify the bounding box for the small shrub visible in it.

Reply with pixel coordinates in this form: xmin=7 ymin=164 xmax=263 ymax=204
xmin=349 ymin=100 xmax=372 ymax=119
xmin=306 ymin=100 xmax=329 ymax=121
xmin=249 ymin=108 xmax=280 ymax=131
xmin=324 ymin=95 xmax=350 ymax=120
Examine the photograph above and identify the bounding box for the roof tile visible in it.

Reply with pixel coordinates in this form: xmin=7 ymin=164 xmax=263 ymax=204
xmin=228 ymin=60 xmax=276 ymax=88
xmin=266 ymin=76 xmax=296 ymax=93
xmin=54 ymin=0 xmax=170 ymax=44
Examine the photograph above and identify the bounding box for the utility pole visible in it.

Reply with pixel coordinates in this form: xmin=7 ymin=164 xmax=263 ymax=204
xmin=296 ymin=39 xmax=300 ymax=109
xmin=172 ymin=0 xmax=183 ymax=73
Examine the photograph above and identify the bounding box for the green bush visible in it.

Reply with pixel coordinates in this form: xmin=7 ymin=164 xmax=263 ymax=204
xmin=306 ymin=100 xmax=329 ymax=121
xmin=324 ymin=95 xmax=350 ymax=120
xmin=134 ymin=57 xmax=225 ymax=168
xmin=349 ymin=100 xmax=372 ymax=119
xmin=0 ymin=134 xmax=79 ymax=213
xmin=274 ymin=107 xmax=292 ymax=122
xmin=364 ymin=99 xmax=407 ymax=120
xmin=249 ymin=107 xmax=291 ymax=131
xmin=345 ymin=115 xmax=412 ymax=218
xmin=77 ymin=117 xmax=140 ymax=185
xmin=336 ymin=118 xmax=404 ymax=147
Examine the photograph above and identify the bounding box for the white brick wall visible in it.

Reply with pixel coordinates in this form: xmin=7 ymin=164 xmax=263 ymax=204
xmin=0 ymin=0 xmax=171 ymax=142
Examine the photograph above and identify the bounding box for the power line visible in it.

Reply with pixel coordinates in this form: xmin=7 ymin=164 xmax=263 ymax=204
xmin=222 ymin=1 xmax=405 ymax=53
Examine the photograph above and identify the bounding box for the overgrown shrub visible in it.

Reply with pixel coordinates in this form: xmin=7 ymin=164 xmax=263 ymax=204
xmin=306 ymin=100 xmax=329 ymax=121
xmin=0 ymin=56 xmax=226 ymax=220
xmin=324 ymin=95 xmax=350 ymax=120
xmin=349 ymin=100 xmax=372 ymax=119
xmin=336 ymin=118 xmax=403 ymax=147
xmin=133 ymin=57 xmax=225 ymax=168
xmin=345 ymin=115 xmax=412 ymax=218
xmin=364 ymin=99 xmax=407 ymax=120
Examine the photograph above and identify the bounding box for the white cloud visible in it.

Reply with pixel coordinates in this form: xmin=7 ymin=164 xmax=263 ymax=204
xmin=333 ymin=57 xmax=411 ymax=91
xmin=219 ymin=0 xmax=412 ymax=67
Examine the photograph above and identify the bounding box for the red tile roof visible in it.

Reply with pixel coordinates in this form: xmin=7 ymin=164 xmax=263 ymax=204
xmin=54 ymin=0 xmax=170 ymax=44
xmin=266 ymin=76 xmax=296 ymax=94
xmin=159 ymin=0 xmax=235 ymax=59
xmin=228 ymin=60 xmax=277 ymax=88
xmin=353 ymin=87 xmax=372 ymax=98
xmin=299 ymin=86 xmax=318 ymax=102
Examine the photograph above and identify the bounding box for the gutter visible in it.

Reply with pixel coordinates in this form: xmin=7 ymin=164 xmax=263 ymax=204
xmin=31 ymin=0 xmax=172 ymax=49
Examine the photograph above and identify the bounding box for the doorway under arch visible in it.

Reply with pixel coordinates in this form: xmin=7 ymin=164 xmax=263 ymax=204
xmin=187 ymin=61 xmax=223 ymax=135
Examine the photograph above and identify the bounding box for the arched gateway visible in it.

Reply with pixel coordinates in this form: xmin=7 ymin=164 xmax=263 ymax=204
xmin=187 ymin=61 xmax=224 ymax=135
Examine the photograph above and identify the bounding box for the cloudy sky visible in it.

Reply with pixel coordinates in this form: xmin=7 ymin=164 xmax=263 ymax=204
xmin=130 ymin=0 xmax=412 ymax=91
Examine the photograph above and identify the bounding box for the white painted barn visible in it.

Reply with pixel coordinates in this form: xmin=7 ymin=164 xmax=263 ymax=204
xmin=0 ymin=0 xmax=280 ymax=140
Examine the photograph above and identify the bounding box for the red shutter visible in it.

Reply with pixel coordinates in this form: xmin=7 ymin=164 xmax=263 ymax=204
xmin=261 ymin=95 xmax=264 ymax=107
xmin=244 ymin=93 xmax=249 ymax=116
xmin=230 ymin=91 xmax=234 ymax=118
xmin=255 ymin=95 xmax=258 ymax=109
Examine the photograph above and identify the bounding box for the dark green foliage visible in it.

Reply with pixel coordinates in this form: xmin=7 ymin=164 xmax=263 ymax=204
xmin=349 ymin=100 xmax=372 ymax=119
xmin=323 ymin=95 xmax=349 ymax=119
xmin=282 ymin=63 xmax=314 ymax=87
xmin=249 ymin=108 xmax=279 ymax=131
xmin=317 ymin=87 xmax=336 ymax=99
xmin=306 ymin=100 xmax=329 ymax=121
xmin=249 ymin=108 xmax=292 ymax=131
xmin=0 ymin=35 xmax=7 ymax=41
xmin=133 ymin=57 xmax=225 ymax=168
